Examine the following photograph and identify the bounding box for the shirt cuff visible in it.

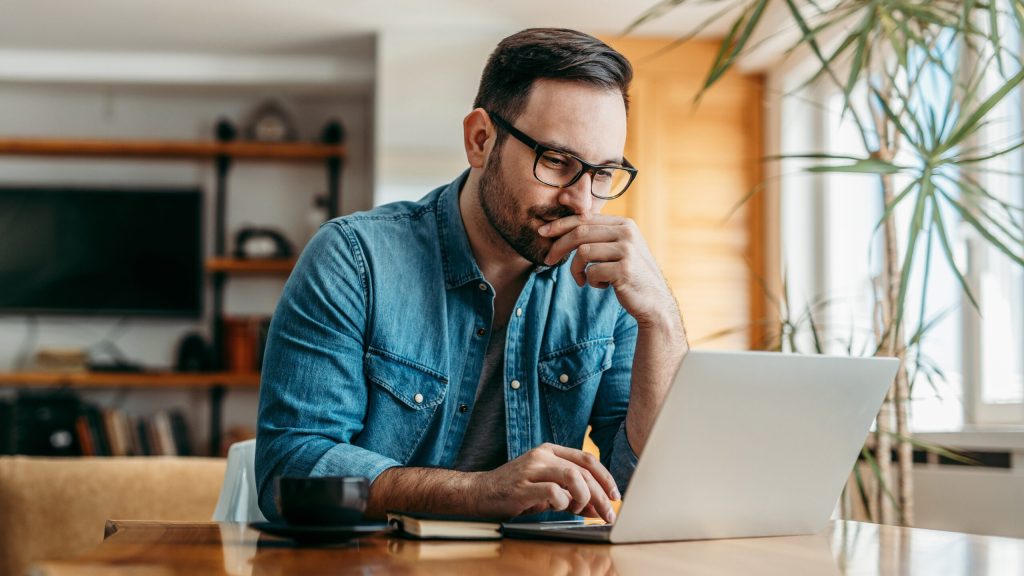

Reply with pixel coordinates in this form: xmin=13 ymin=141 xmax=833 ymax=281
xmin=610 ymin=419 xmax=640 ymax=496
xmin=310 ymin=442 xmax=403 ymax=484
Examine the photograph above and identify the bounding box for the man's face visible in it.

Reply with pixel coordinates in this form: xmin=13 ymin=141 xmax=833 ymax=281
xmin=478 ymin=79 xmax=628 ymax=266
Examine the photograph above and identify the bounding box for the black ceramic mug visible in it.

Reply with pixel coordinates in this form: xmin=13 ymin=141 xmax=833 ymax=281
xmin=275 ymin=476 xmax=369 ymax=526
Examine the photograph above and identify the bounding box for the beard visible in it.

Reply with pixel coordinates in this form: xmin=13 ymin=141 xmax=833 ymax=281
xmin=478 ymin=144 xmax=576 ymax=266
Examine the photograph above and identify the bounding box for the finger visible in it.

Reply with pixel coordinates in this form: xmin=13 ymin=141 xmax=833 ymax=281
xmin=538 ymin=214 xmax=626 ymax=239
xmin=527 ymin=482 xmax=573 ymax=513
xmin=573 ymin=465 xmax=616 ymax=523
xmin=544 ymin=224 xmax=621 ymax=266
xmin=546 ymin=445 xmax=620 ymax=501
xmin=570 ymin=243 xmax=625 ymax=287
xmin=558 ymin=466 xmax=593 ymax=515
xmin=582 ymin=261 xmax=622 ymax=289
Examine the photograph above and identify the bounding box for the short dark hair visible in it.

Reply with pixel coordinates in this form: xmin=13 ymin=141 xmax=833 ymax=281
xmin=473 ymin=28 xmax=632 ymax=138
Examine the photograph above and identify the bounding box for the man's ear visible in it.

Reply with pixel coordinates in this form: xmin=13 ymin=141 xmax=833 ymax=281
xmin=463 ymin=108 xmax=495 ymax=169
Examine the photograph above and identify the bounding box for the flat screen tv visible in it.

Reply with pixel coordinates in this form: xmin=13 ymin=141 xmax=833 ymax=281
xmin=0 ymin=186 xmax=203 ymax=317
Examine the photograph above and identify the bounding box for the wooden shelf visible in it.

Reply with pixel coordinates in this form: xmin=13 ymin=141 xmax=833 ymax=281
xmin=0 ymin=371 xmax=260 ymax=389
xmin=206 ymin=257 xmax=296 ymax=275
xmin=0 ymin=138 xmax=346 ymax=161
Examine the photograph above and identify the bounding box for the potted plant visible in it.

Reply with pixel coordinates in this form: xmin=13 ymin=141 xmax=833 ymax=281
xmin=629 ymin=0 xmax=1024 ymax=525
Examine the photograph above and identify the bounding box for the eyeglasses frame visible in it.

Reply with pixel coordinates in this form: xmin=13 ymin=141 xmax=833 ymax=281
xmin=486 ymin=110 xmax=638 ymax=200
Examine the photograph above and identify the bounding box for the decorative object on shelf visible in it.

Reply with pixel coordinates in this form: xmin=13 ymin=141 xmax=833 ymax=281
xmin=233 ymin=226 xmax=293 ymax=260
xmin=30 ymin=348 xmax=88 ymax=373
xmin=242 ymin=100 xmax=298 ymax=143
xmin=215 ymin=117 xmax=237 ymax=143
xmin=321 ymin=119 xmax=344 ymax=145
xmin=222 ymin=316 xmax=270 ymax=373
xmin=13 ymin=392 xmax=80 ymax=456
xmin=176 ymin=332 xmax=215 ymax=372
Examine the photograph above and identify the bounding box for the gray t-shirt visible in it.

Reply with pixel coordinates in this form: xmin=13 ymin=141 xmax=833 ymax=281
xmin=452 ymin=323 xmax=508 ymax=471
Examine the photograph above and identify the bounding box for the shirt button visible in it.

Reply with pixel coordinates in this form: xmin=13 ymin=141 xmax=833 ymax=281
xmin=510 ymin=380 xmax=521 ymax=390
xmin=478 ymin=283 xmax=487 ymax=291
xmin=459 ymin=404 xmax=468 ymax=413
xmin=476 ymin=328 xmax=486 ymax=336
xmin=516 ymin=308 xmax=523 ymax=317
xmin=413 ymin=393 xmax=424 ymax=404
xmin=559 ymin=374 xmax=569 ymax=384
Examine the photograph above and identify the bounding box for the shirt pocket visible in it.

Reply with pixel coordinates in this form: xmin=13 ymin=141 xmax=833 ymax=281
xmin=361 ymin=348 xmax=448 ymax=462
xmin=538 ymin=338 xmax=615 ymax=448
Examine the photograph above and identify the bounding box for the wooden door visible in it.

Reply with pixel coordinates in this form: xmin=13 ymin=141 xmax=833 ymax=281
xmin=600 ymin=37 xmax=765 ymax=350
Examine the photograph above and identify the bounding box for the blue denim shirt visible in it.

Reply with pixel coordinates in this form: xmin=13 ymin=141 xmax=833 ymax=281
xmin=256 ymin=170 xmax=639 ymax=521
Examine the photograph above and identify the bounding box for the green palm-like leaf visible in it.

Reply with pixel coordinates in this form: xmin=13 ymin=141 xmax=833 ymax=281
xmin=852 ymin=462 xmax=874 ymax=523
xmin=861 ymin=446 xmax=903 ymax=521
xmin=941 ymin=190 xmax=1024 ymax=267
xmin=703 ymin=0 xmax=769 ymax=92
xmin=884 ymin=431 xmax=980 ymax=466
xmin=931 ymin=203 xmax=981 ymax=310
xmin=891 ymin=173 xmax=934 ymax=347
xmin=940 ymin=66 xmax=1024 ymax=155
xmin=806 ymin=158 xmax=903 ymax=174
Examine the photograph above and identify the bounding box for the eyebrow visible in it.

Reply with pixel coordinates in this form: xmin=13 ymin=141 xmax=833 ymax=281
xmin=540 ymin=139 xmax=624 ymax=167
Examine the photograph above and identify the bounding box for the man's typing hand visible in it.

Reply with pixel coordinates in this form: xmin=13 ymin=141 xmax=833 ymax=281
xmin=473 ymin=443 xmax=620 ymax=523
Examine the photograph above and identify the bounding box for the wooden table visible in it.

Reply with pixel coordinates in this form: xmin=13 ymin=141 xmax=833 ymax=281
xmin=30 ymin=519 xmax=1024 ymax=575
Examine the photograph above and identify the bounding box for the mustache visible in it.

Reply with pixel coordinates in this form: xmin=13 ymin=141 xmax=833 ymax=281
xmin=527 ymin=206 xmax=576 ymax=221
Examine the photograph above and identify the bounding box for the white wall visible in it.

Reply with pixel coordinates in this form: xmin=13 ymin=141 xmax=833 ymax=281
xmin=373 ymin=28 xmax=514 ymax=205
xmin=0 ymin=81 xmax=373 ymax=449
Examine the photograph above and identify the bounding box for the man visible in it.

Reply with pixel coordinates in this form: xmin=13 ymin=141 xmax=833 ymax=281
xmin=256 ymin=28 xmax=687 ymax=525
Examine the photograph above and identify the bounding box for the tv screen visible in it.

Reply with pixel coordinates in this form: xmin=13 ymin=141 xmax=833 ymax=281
xmin=0 ymin=186 xmax=203 ymax=316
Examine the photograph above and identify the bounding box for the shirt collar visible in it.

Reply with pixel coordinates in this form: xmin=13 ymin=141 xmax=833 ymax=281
xmin=437 ymin=169 xmax=484 ymax=289
xmin=437 ymin=169 xmax=557 ymax=290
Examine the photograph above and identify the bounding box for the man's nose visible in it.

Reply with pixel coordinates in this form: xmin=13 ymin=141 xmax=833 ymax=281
xmin=557 ymin=172 xmax=594 ymax=215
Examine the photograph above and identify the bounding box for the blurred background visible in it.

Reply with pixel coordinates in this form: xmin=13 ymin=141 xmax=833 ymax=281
xmin=0 ymin=0 xmax=1020 ymax=556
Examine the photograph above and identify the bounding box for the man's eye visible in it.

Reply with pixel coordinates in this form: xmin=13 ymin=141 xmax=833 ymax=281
xmin=543 ymin=155 xmax=567 ymax=168
xmin=595 ymin=169 xmax=613 ymax=181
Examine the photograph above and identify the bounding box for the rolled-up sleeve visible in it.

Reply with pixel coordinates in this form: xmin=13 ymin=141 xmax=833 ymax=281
xmin=587 ymin=306 xmax=639 ymax=495
xmin=255 ymin=221 xmax=401 ymax=521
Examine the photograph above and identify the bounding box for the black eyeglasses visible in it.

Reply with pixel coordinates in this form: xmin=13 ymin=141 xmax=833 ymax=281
xmin=487 ymin=111 xmax=638 ymax=200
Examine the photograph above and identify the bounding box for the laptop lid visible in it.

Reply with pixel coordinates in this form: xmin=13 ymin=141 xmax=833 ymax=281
xmin=610 ymin=350 xmax=898 ymax=544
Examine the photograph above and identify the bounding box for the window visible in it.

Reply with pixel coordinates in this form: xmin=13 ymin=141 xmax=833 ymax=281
xmin=775 ymin=31 xmax=1023 ymax=429
xmin=971 ymin=19 xmax=1024 ymax=423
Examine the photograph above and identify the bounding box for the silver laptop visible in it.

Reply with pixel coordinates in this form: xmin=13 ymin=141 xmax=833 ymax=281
xmin=502 ymin=350 xmax=898 ymax=544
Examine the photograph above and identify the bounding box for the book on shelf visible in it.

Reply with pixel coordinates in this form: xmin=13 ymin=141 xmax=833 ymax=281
xmin=3 ymin=391 xmax=199 ymax=458
xmin=386 ymin=511 xmax=503 ymax=540
xmin=102 ymin=408 xmax=133 ymax=456
xmin=71 ymin=406 xmax=193 ymax=457
xmin=133 ymin=416 xmax=151 ymax=456
xmin=169 ymin=411 xmax=193 ymax=456
xmin=149 ymin=411 xmax=177 ymax=456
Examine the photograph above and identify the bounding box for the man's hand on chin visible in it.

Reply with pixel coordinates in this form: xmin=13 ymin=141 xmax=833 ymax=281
xmin=540 ymin=214 xmax=684 ymax=335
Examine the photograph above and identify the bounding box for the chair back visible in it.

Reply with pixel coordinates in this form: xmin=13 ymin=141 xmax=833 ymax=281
xmin=213 ymin=439 xmax=267 ymax=522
